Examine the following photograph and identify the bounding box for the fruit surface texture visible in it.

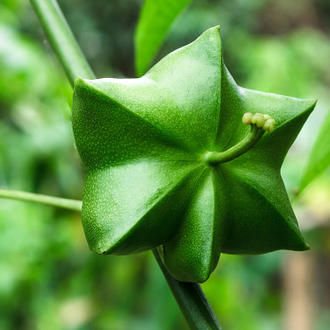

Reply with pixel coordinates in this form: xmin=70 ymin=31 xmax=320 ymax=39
xmin=72 ymin=26 xmax=316 ymax=283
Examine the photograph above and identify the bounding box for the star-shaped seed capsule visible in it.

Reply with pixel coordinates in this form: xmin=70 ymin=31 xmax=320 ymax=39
xmin=72 ymin=26 xmax=316 ymax=283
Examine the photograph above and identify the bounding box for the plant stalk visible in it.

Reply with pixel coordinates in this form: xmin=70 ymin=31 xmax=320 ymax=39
xmin=0 ymin=188 xmax=81 ymax=211
xmin=28 ymin=1 xmax=222 ymax=328
xmin=153 ymin=249 xmax=222 ymax=330
xmin=30 ymin=0 xmax=95 ymax=86
xmin=204 ymin=125 xmax=264 ymax=165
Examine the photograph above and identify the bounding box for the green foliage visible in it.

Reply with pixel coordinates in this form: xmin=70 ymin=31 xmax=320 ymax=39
xmin=135 ymin=0 xmax=191 ymax=77
xmin=1 ymin=0 xmax=330 ymax=328
xmin=73 ymin=27 xmax=315 ymax=283
xmin=299 ymin=111 xmax=330 ymax=194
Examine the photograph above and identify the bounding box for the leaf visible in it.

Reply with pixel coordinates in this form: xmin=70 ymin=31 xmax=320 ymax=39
xmin=299 ymin=110 xmax=330 ymax=194
xmin=72 ymin=27 xmax=316 ymax=283
xmin=135 ymin=0 xmax=191 ymax=77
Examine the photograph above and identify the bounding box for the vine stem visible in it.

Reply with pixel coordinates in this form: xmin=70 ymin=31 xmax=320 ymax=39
xmin=30 ymin=0 xmax=95 ymax=85
xmin=153 ymin=249 xmax=222 ymax=330
xmin=0 ymin=188 xmax=81 ymax=211
xmin=28 ymin=0 xmax=222 ymax=328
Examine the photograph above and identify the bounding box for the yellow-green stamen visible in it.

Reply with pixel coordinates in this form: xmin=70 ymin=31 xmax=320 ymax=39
xmin=204 ymin=113 xmax=275 ymax=165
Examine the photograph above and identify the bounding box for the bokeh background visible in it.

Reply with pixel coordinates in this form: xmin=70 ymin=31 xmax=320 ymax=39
xmin=1 ymin=0 xmax=330 ymax=329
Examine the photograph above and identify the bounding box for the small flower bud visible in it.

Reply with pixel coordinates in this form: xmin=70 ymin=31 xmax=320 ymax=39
xmin=251 ymin=113 xmax=264 ymax=126
xmin=242 ymin=113 xmax=275 ymax=133
xmin=242 ymin=112 xmax=253 ymax=125
xmin=263 ymin=118 xmax=275 ymax=133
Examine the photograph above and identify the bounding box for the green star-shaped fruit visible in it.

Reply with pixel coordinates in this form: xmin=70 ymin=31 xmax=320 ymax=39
xmin=72 ymin=26 xmax=316 ymax=283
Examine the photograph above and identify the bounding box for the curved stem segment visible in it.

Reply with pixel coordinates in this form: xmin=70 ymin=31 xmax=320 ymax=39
xmin=29 ymin=1 xmax=221 ymax=329
xmin=152 ymin=249 xmax=222 ymax=330
xmin=205 ymin=125 xmax=265 ymax=165
xmin=0 ymin=188 xmax=82 ymax=211
xmin=30 ymin=0 xmax=95 ymax=86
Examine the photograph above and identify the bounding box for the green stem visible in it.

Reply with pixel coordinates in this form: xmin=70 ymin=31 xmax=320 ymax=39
xmin=29 ymin=1 xmax=221 ymax=328
xmin=204 ymin=125 xmax=264 ymax=165
xmin=30 ymin=0 xmax=95 ymax=86
xmin=0 ymin=188 xmax=81 ymax=211
xmin=153 ymin=249 xmax=222 ymax=330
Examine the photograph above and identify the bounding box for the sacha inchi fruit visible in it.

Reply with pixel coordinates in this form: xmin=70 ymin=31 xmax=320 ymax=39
xmin=72 ymin=26 xmax=316 ymax=283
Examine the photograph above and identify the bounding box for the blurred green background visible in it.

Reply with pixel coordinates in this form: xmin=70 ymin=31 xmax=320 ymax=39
xmin=1 ymin=0 xmax=330 ymax=329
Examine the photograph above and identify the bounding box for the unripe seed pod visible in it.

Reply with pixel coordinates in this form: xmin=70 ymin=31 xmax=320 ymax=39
xmin=72 ymin=26 xmax=315 ymax=283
